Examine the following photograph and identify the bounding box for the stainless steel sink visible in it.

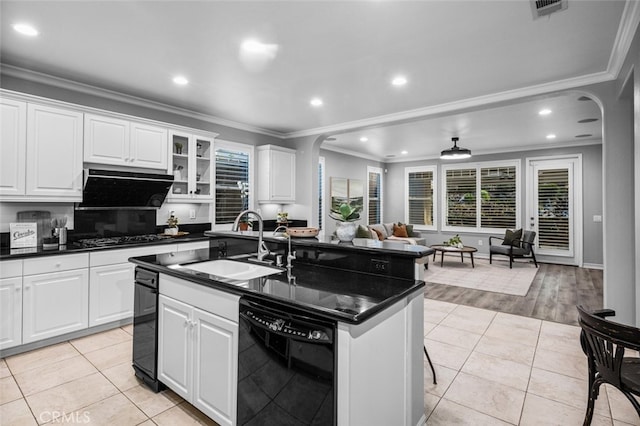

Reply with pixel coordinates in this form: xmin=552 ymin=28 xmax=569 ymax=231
xmin=182 ymin=259 xmax=281 ymax=280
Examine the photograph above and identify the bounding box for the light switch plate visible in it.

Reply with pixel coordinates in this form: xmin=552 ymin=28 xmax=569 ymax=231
xmin=593 ymin=215 xmax=602 ymax=223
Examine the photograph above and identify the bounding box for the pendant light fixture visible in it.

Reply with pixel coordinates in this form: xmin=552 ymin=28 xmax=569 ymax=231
xmin=440 ymin=137 xmax=471 ymax=160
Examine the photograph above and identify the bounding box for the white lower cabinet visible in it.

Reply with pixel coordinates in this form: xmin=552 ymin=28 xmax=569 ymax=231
xmin=89 ymin=263 xmax=135 ymax=326
xmin=0 ymin=277 xmax=23 ymax=350
xmin=159 ymin=291 xmax=237 ymax=426
xmin=22 ymin=269 xmax=89 ymax=344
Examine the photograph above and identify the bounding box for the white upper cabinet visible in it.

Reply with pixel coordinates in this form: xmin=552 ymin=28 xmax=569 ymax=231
xmin=167 ymin=130 xmax=215 ymax=203
xmin=257 ymin=145 xmax=296 ymax=203
xmin=1 ymin=100 xmax=83 ymax=201
xmin=26 ymin=104 xmax=84 ymax=200
xmin=0 ymin=98 xmax=27 ymax=197
xmin=84 ymin=113 xmax=168 ymax=169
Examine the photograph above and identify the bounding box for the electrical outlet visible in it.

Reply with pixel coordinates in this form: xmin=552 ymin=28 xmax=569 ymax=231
xmin=371 ymin=259 xmax=389 ymax=273
xmin=478 ymin=239 xmax=483 ymax=246
xmin=189 ymin=209 xmax=196 ymax=219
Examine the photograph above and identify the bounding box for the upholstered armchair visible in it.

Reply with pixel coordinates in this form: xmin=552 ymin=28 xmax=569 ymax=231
xmin=489 ymin=230 xmax=538 ymax=269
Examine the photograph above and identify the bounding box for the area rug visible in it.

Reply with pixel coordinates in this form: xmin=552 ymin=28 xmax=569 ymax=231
xmin=423 ymin=257 xmax=538 ymax=296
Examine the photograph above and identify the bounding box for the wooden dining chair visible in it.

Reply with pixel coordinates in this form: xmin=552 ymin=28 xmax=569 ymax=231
xmin=577 ymin=305 xmax=640 ymax=425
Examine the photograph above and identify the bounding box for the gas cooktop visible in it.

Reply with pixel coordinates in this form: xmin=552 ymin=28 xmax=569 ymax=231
xmin=75 ymin=234 xmax=173 ymax=248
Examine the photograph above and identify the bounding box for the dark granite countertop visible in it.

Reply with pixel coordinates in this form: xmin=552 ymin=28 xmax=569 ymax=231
xmin=130 ymin=248 xmax=424 ymax=324
xmin=0 ymin=233 xmax=210 ymax=260
xmin=205 ymin=230 xmax=432 ymax=258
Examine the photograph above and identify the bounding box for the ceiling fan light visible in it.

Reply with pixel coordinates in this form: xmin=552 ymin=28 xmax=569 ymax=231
xmin=440 ymin=137 xmax=471 ymax=160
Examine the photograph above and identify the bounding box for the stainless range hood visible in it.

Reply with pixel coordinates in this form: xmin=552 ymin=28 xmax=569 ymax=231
xmin=78 ymin=169 xmax=174 ymax=208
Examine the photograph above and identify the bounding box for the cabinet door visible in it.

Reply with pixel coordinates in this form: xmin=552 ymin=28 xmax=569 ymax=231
xmin=168 ymin=132 xmax=191 ymax=200
xmin=158 ymin=295 xmax=192 ymax=400
xmin=0 ymin=277 xmax=23 ymax=350
xmin=0 ymin=99 xmax=26 ymax=197
xmin=269 ymin=149 xmax=296 ymax=201
xmin=89 ymin=263 xmax=135 ymax=326
xmin=191 ymin=135 xmax=213 ymax=200
xmin=84 ymin=113 xmax=130 ymax=165
xmin=130 ymin=122 xmax=168 ymax=169
xmin=192 ymin=308 xmax=237 ymax=426
xmin=22 ymin=269 xmax=89 ymax=344
xmin=26 ymin=104 xmax=83 ymax=200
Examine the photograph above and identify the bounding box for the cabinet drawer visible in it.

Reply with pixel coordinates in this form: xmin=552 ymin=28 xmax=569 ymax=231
xmin=90 ymin=244 xmax=178 ymax=267
xmin=24 ymin=253 xmax=89 ymax=275
xmin=160 ymin=274 xmax=239 ymax=323
xmin=0 ymin=260 xmax=23 ymax=278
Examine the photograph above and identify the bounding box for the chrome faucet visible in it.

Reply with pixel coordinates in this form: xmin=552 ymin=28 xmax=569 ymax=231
xmin=232 ymin=210 xmax=270 ymax=262
xmin=273 ymin=225 xmax=296 ymax=268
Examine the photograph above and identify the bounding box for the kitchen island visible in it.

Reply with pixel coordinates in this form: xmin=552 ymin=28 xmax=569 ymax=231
xmin=129 ymin=232 xmax=428 ymax=426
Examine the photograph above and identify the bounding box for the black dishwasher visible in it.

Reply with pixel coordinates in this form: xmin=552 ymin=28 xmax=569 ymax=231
xmin=132 ymin=267 xmax=164 ymax=392
xmin=237 ymin=297 xmax=336 ymax=425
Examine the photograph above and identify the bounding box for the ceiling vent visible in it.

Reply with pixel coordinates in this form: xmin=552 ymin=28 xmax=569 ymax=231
xmin=531 ymin=0 xmax=568 ymax=19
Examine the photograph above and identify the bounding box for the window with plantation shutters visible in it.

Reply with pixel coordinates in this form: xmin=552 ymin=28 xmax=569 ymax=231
xmin=480 ymin=166 xmax=517 ymax=229
xmin=537 ymin=168 xmax=569 ymax=250
xmin=443 ymin=160 xmax=520 ymax=232
xmin=405 ymin=166 xmax=436 ymax=229
xmin=318 ymin=157 xmax=325 ymax=230
xmin=367 ymin=167 xmax=382 ymax=224
xmin=214 ymin=145 xmax=251 ymax=225
xmin=446 ymin=168 xmax=477 ymax=227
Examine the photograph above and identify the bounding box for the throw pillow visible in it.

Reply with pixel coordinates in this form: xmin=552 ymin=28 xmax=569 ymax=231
xmin=356 ymin=225 xmax=372 ymax=238
xmin=393 ymin=223 xmax=409 ymax=238
xmin=397 ymin=222 xmax=417 ymax=237
xmin=369 ymin=224 xmax=388 ymax=240
xmin=502 ymin=228 xmax=522 ymax=247
xmin=369 ymin=226 xmax=384 ymax=241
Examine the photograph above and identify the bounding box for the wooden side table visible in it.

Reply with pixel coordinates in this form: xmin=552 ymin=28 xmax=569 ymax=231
xmin=429 ymin=245 xmax=478 ymax=267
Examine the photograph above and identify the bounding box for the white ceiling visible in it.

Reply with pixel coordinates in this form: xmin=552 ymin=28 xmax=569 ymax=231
xmin=1 ymin=1 xmax=637 ymax=160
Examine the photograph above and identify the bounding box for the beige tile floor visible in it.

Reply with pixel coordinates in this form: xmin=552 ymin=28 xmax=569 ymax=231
xmin=424 ymin=299 xmax=640 ymax=425
xmin=1 ymin=301 xmax=639 ymax=425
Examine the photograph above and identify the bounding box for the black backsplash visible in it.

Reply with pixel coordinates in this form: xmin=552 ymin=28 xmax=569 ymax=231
xmin=74 ymin=209 xmax=158 ymax=238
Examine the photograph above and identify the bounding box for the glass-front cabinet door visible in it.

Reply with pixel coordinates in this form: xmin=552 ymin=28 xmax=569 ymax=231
xmin=168 ymin=131 xmax=215 ymax=202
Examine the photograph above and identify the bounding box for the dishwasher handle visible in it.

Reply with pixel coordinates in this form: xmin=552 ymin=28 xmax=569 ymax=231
xmin=135 ymin=268 xmax=158 ymax=289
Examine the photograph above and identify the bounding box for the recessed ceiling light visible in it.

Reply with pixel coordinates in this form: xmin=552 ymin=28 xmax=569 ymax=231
xmin=360 ymin=137 xmax=368 ymax=142
xmin=546 ymin=134 xmax=556 ymax=139
xmin=539 ymin=109 xmax=552 ymax=116
xmin=241 ymin=39 xmax=278 ymax=57
xmin=172 ymin=76 xmax=189 ymax=85
xmin=391 ymin=76 xmax=407 ymax=86
xmin=401 ymin=150 xmax=408 ymax=155
xmin=13 ymin=23 xmax=39 ymax=36
xmin=310 ymin=98 xmax=323 ymax=107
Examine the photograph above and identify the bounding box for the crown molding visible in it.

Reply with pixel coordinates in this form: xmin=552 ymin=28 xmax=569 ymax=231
xmin=0 ymin=64 xmax=285 ymax=139
xmin=284 ymin=69 xmax=616 ymax=140
xmin=607 ymin=0 xmax=640 ymax=77
xmin=320 ymin=144 xmax=386 ymax=163
xmin=381 ymin=138 xmax=603 ymax=164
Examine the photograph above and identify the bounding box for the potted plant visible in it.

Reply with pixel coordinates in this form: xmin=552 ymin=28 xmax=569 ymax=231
xmin=445 ymin=234 xmax=463 ymax=248
xmin=174 ymin=142 xmax=183 ymax=155
xmin=330 ymin=203 xmax=361 ymax=242
xmin=165 ymin=211 xmax=179 ymax=235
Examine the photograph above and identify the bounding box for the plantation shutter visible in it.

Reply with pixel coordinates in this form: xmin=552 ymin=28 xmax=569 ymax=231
xmin=318 ymin=161 xmax=324 ymax=230
xmin=368 ymin=171 xmax=381 ymax=224
xmin=215 ymin=148 xmax=249 ymax=224
xmin=480 ymin=166 xmax=516 ymax=229
xmin=446 ymin=168 xmax=476 ymax=227
xmin=537 ymin=168 xmax=570 ymax=250
xmin=408 ymin=170 xmax=434 ymax=226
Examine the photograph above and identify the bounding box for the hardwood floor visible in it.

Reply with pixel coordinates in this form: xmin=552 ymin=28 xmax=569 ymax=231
xmin=424 ymin=262 xmax=603 ymax=326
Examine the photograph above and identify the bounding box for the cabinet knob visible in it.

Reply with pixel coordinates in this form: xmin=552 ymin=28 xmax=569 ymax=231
xmin=55 ymin=263 xmax=61 ymax=267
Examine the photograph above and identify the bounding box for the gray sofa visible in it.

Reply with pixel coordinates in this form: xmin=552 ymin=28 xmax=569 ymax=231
xmin=358 ymin=222 xmax=427 ymax=246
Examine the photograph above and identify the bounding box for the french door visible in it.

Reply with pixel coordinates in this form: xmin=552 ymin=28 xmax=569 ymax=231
xmin=527 ymin=155 xmax=582 ymax=266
